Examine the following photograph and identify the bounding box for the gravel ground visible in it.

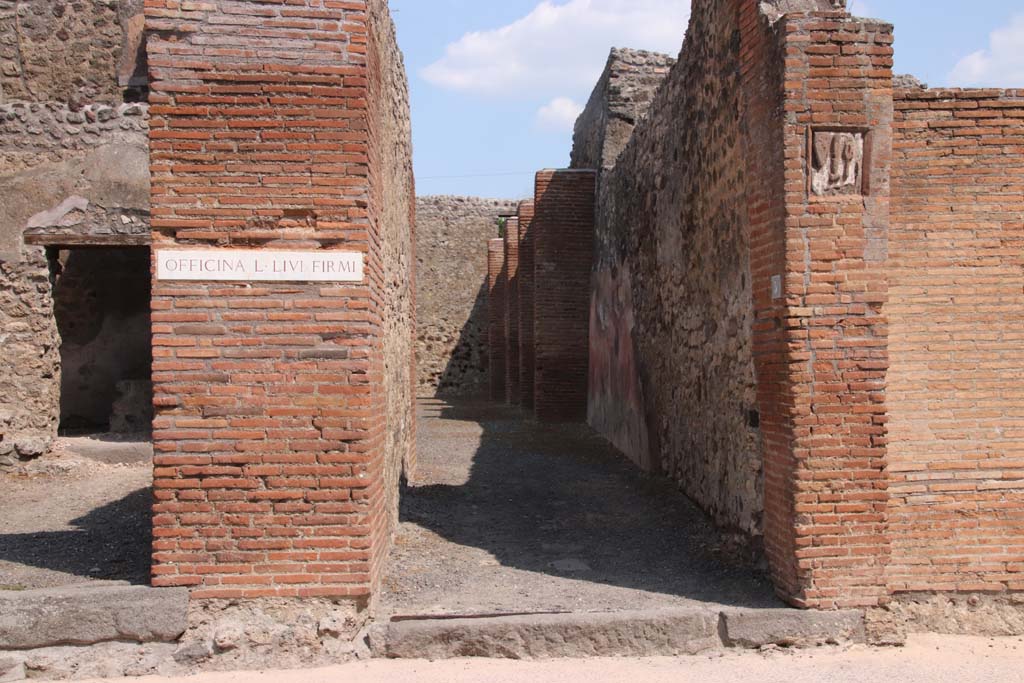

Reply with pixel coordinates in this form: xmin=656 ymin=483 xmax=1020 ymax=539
xmin=380 ymin=398 xmax=779 ymax=618
xmin=77 ymin=635 xmax=1024 ymax=683
xmin=0 ymin=436 xmax=153 ymax=591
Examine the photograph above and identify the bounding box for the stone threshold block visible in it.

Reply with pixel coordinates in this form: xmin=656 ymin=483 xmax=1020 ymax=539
xmin=0 ymin=585 xmax=189 ymax=650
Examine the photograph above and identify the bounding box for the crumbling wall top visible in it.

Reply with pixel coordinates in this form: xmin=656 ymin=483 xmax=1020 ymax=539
xmin=570 ymin=47 xmax=676 ymax=171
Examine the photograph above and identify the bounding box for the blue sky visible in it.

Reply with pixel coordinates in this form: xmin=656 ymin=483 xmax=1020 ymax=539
xmin=390 ymin=0 xmax=1024 ymax=200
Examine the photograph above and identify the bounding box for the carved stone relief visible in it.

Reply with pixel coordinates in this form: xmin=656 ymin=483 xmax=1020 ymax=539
xmin=811 ymin=130 xmax=864 ymax=196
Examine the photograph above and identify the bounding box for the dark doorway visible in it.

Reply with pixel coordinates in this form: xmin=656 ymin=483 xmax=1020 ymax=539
xmin=51 ymin=247 xmax=153 ymax=435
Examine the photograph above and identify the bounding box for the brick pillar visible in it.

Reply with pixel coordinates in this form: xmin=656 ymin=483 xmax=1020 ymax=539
xmin=145 ymin=0 xmax=409 ymax=604
xmin=533 ymin=169 xmax=597 ymax=422
xmin=744 ymin=6 xmax=894 ymax=609
xmin=504 ymin=217 xmax=521 ymax=405
xmin=487 ymin=239 xmax=507 ymax=402
xmin=517 ymin=201 xmax=537 ymax=411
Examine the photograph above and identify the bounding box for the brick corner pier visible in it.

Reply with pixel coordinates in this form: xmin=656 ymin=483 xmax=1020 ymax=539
xmin=145 ymin=0 xmax=414 ymax=617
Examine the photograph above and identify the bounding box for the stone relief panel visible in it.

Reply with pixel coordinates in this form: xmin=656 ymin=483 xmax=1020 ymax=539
xmin=811 ymin=130 xmax=864 ymax=196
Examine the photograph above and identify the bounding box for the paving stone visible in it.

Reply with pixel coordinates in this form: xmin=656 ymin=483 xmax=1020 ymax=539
xmin=720 ymin=609 xmax=866 ymax=648
xmin=0 ymin=585 xmax=188 ymax=649
xmin=385 ymin=609 xmax=721 ymax=659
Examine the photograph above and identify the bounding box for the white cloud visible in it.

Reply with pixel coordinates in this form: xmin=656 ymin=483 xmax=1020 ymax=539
xmin=421 ymin=0 xmax=690 ymax=98
xmin=847 ymin=1 xmax=875 ymax=18
xmin=536 ymin=97 xmax=585 ymax=131
xmin=949 ymin=15 xmax=1024 ymax=87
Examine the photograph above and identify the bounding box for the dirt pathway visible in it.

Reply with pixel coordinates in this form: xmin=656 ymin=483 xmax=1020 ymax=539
xmin=0 ymin=436 xmax=152 ymax=590
xmin=77 ymin=635 xmax=1024 ymax=683
xmin=380 ymin=398 xmax=779 ymax=617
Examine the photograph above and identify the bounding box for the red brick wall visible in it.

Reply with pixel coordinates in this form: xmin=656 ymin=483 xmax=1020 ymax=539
xmin=517 ymin=201 xmax=537 ymax=411
xmin=365 ymin=0 xmax=416 ymax=589
xmin=739 ymin=0 xmax=796 ymax=599
xmin=887 ymin=87 xmax=1024 ymax=594
xmin=769 ymin=11 xmax=894 ymax=609
xmin=146 ymin=0 xmax=409 ymax=602
xmin=533 ymin=169 xmax=596 ymax=422
xmin=487 ymin=238 xmax=507 ymax=402
xmin=504 ymin=217 xmax=522 ymax=405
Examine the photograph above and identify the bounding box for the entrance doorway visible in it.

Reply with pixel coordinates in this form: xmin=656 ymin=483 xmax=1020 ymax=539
xmin=50 ymin=246 xmax=153 ymax=436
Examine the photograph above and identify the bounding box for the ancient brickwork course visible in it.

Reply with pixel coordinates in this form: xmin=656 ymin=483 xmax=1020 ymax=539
xmin=516 ymin=200 xmax=537 ymax=410
xmin=887 ymin=87 xmax=1024 ymax=595
xmin=533 ymin=170 xmax=596 ymax=422
xmin=145 ymin=0 xmax=414 ymax=603
xmin=504 ymin=217 xmax=522 ymax=405
xmin=487 ymin=238 xmax=507 ymax=403
xmin=415 ymin=196 xmax=518 ymax=397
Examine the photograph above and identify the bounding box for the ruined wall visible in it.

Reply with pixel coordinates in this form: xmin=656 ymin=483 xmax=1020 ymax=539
xmin=586 ymin=1 xmax=763 ymax=533
xmin=366 ymin=0 xmax=416 ymax=582
xmin=414 ymin=196 xmax=517 ymax=397
xmin=582 ymin=0 xmax=896 ymax=610
xmin=570 ymin=48 xmax=675 ymax=171
xmin=887 ymin=87 xmax=1024 ymax=594
xmin=0 ymin=250 xmax=57 ymax=465
xmin=0 ymin=88 xmax=149 ymax=463
xmin=0 ymin=0 xmax=145 ymax=105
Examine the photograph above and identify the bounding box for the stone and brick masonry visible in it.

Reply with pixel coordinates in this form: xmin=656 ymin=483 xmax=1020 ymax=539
xmin=561 ymin=0 xmax=1024 ymax=617
xmin=0 ymin=0 xmax=1021 ymax=648
xmin=578 ymin=0 xmax=897 ymax=608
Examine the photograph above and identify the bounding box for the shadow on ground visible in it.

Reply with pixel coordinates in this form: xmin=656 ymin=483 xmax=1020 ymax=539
xmin=0 ymin=487 xmax=152 ymax=588
xmin=382 ymin=398 xmax=780 ymax=616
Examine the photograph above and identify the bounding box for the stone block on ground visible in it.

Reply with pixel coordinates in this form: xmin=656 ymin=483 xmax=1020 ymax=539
xmin=720 ymin=609 xmax=866 ymax=648
xmin=0 ymin=585 xmax=188 ymax=650
xmin=384 ymin=609 xmax=721 ymax=659
xmin=0 ymin=656 xmax=25 ymax=683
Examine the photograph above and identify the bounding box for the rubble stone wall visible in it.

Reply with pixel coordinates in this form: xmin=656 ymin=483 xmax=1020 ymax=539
xmin=570 ymin=48 xmax=676 ymax=171
xmin=0 ymin=0 xmax=145 ymax=105
xmin=414 ymin=196 xmax=518 ymax=397
xmin=585 ymin=1 xmax=763 ymax=534
xmin=0 ymin=250 xmax=57 ymax=465
xmin=0 ymin=93 xmax=149 ymax=465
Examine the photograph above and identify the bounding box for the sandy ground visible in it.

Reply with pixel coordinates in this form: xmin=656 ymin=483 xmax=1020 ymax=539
xmin=77 ymin=635 xmax=1024 ymax=683
xmin=380 ymin=398 xmax=778 ymax=617
xmin=0 ymin=436 xmax=152 ymax=590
